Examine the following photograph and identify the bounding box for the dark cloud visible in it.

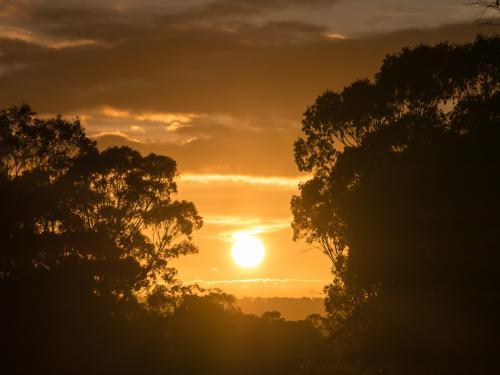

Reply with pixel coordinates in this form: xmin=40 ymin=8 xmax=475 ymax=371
xmin=0 ymin=0 xmax=338 ymax=42
xmin=180 ymin=0 xmax=340 ymax=19
xmin=0 ymin=18 xmax=487 ymax=116
xmin=0 ymin=0 xmax=492 ymax=175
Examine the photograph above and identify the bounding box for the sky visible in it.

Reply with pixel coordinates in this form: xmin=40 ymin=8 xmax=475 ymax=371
xmin=0 ymin=0 xmax=495 ymax=298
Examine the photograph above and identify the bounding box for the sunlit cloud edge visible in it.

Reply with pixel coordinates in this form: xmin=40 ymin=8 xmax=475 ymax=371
xmin=179 ymin=174 xmax=308 ymax=188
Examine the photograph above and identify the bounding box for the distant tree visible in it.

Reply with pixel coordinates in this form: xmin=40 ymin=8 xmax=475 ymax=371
xmin=166 ymin=294 xmax=330 ymax=375
xmin=292 ymin=36 xmax=500 ymax=374
xmin=467 ymin=0 xmax=500 ymax=25
xmin=469 ymin=0 xmax=500 ymax=11
xmin=262 ymin=310 xmax=284 ymax=320
xmin=304 ymin=313 xmax=327 ymax=332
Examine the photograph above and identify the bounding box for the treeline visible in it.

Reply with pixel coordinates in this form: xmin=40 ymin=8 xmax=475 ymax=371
xmin=238 ymin=297 xmax=325 ymax=320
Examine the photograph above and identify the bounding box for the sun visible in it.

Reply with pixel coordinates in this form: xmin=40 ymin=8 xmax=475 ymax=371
xmin=231 ymin=232 xmax=265 ymax=269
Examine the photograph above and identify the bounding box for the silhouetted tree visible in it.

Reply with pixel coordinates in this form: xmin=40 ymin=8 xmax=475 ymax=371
xmin=0 ymin=106 xmax=333 ymax=375
xmin=292 ymin=35 xmax=500 ymax=374
xmin=166 ymin=290 xmax=330 ymax=375
xmin=262 ymin=310 xmax=284 ymax=320
xmin=0 ymin=105 xmax=202 ymax=373
xmin=1 ymin=104 xmax=202 ymax=298
xmin=469 ymin=0 xmax=500 ymax=12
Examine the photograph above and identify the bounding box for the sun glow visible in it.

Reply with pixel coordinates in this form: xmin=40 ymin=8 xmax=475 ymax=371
xmin=231 ymin=232 xmax=265 ymax=269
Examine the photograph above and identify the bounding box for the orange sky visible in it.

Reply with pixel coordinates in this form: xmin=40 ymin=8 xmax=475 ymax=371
xmin=0 ymin=0 xmax=495 ymax=297
xmin=173 ymin=174 xmax=331 ymax=297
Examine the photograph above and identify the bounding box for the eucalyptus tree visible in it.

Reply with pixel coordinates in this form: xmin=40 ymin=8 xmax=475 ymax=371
xmin=292 ymin=36 xmax=500 ymax=374
xmin=0 ymin=104 xmax=202 ymax=309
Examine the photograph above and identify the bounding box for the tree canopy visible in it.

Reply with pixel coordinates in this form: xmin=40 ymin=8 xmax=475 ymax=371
xmin=0 ymin=105 xmax=333 ymax=375
xmin=0 ymin=105 xmax=208 ymax=372
xmin=0 ymin=105 xmax=202 ymax=304
xmin=292 ymin=35 xmax=500 ymax=374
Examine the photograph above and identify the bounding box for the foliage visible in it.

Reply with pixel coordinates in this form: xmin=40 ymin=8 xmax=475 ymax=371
xmin=0 ymin=105 xmax=202 ymax=305
xmin=292 ymin=35 xmax=500 ymax=374
xmin=0 ymin=105 xmax=208 ymax=372
xmin=0 ymin=106 xmax=334 ymax=375
xmin=262 ymin=310 xmax=284 ymax=320
xmin=469 ymin=1 xmax=500 ymax=12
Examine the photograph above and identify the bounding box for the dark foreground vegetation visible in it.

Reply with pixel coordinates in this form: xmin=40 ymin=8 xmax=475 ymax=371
xmin=1 ymin=35 xmax=499 ymax=374
xmin=292 ymin=35 xmax=500 ymax=375
xmin=0 ymin=104 xmax=329 ymax=374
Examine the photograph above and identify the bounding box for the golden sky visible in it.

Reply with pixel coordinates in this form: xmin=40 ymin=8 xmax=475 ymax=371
xmin=0 ymin=0 xmax=493 ymax=297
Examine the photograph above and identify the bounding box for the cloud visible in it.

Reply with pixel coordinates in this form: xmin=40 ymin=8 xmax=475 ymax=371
xmin=0 ymin=1 xmax=489 ymax=176
xmin=174 ymin=0 xmax=341 ymax=25
xmin=180 ymin=174 xmax=306 ymax=188
xmin=100 ymin=106 xmax=198 ymax=124
xmin=100 ymin=106 xmax=130 ymax=118
xmin=324 ymin=32 xmax=347 ymax=40
xmin=130 ymin=125 xmax=145 ymax=133
xmin=77 ymin=107 xmax=204 ymax=144
xmin=185 ymin=278 xmax=329 ymax=286
xmin=0 ymin=25 xmax=99 ymax=49
xmin=202 ymin=215 xmax=292 ymax=241
xmin=136 ymin=112 xmax=198 ymax=125
xmin=98 ymin=107 xmax=198 ymax=135
xmin=200 ymin=0 xmax=338 ymax=14
xmin=92 ymin=117 xmax=303 ymax=175
xmin=204 ymin=215 xmax=290 ymax=226
xmin=0 ymin=15 xmax=486 ymax=118
xmin=90 ymin=130 xmax=146 ymax=143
